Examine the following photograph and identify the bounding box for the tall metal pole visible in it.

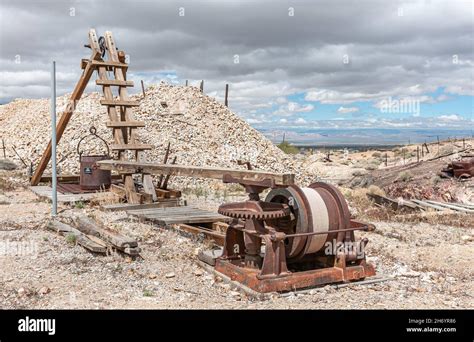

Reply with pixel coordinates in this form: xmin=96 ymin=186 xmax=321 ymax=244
xmin=51 ymin=61 xmax=57 ymax=217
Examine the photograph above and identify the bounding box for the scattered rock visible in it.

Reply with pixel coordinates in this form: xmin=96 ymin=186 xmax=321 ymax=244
xmin=38 ymin=286 xmax=50 ymax=295
xmin=17 ymin=287 xmax=30 ymax=297
xmin=165 ymin=272 xmax=175 ymax=279
xmin=193 ymin=269 xmax=204 ymax=277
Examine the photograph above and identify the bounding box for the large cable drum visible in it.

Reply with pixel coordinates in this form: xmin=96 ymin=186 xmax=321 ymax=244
xmin=265 ymin=182 xmax=351 ymax=260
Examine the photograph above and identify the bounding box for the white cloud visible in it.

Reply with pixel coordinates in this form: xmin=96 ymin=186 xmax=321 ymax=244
xmin=437 ymin=114 xmax=463 ymax=121
xmin=287 ymin=102 xmax=314 ymax=112
xmin=279 ymin=118 xmax=288 ymax=123
xmin=295 ymin=117 xmax=307 ymax=124
xmin=337 ymin=106 xmax=359 ymax=114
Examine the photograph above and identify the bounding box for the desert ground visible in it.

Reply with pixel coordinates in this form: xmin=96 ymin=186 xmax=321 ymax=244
xmin=0 ymin=85 xmax=472 ymax=309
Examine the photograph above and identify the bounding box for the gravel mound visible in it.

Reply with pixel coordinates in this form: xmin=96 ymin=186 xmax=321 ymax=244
xmin=0 ymin=83 xmax=312 ymax=188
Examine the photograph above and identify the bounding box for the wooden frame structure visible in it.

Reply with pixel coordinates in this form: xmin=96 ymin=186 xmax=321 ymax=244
xmin=96 ymin=160 xmax=295 ymax=186
xmin=31 ymin=29 xmax=155 ymax=203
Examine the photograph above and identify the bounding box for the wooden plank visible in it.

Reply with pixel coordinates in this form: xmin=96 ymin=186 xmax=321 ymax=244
xmin=96 ymin=160 xmax=295 ymax=185
xmin=142 ymin=174 xmax=157 ymax=202
xmin=96 ymin=79 xmax=134 ymax=87
xmin=74 ymin=215 xmax=138 ymax=248
xmin=411 ymin=200 xmax=450 ymax=211
xmin=100 ymin=100 xmax=139 ymax=107
xmin=47 ymin=220 xmax=107 ymax=253
xmin=177 ymin=223 xmax=225 ymax=245
xmin=30 ymin=29 xmax=102 ymax=185
xmin=36 ymin=174 xmax=122 ymax=184
xmin=124 ymin=176 xmax=141 ymax=204
xmin=91 ymin=60 xmax=128 ymax=68
xmin=110 ymin=184 xmax=126 ymax=198
xmin=155 ymin=188 xmax=170 ymax=198
xmin=29 ymin=186 xmax=99 ymax=203
xmin=110 ymin=144 xmax=152 ymax=151
xmin=101 ymin=200 xmax=179 ymax=211
xmin=424 ymin=200 xmax=474 ymax=214
xmin=149 ymin=216 xmax=226 ymax=225
xmin=106 ymin=121 xmax=145 ymax=128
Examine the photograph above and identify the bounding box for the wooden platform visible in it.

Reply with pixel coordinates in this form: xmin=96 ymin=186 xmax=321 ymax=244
xmin=125 ymin=206 xmax=230 ymax=226
xmin=30 ymin=186 xmax=99 ymax=203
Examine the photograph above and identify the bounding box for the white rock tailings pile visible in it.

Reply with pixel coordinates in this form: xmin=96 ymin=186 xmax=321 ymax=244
xmin=0 ymin=83 xmax=314 ymax=188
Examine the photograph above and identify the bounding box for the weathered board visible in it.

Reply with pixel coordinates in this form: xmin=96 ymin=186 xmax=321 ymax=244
xmin=125 ymin=206 xmax=230 ymax=226
xmin=101 ymin=200 xmax=180 ymax=212
xmin=97 ymin=160 xmax=295 ymax=185
xmin=30 ymin=186 xmax=99 ymax=203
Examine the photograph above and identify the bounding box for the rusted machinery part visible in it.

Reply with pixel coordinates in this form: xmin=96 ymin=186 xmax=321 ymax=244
xmin=265 ymin=183 xmax=352 ymax=260
xmin=264 ymin=186 xmax=307 ymax=258
xmin=308 ymin=182 xmax=351 ymax=240
xmin=218 ymin=200 xmax=290 ymax=220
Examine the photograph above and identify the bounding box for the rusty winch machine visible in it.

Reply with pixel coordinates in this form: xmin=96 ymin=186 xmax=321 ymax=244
xmin=215 ymin=176 xmax=376 ymax=293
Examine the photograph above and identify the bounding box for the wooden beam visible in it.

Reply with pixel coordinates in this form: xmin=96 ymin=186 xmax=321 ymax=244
xmin=97 ymin=160 xmax=295 ymax=185
xmin=31 ymin=29 xmax=102 ymax=186
xmin=91 ymin=60 xmax=128 ymax=68
xmin=96 ymin=79 xmax=134 ymax=87
xmin=100 ymin=99 xmax=139 ymax=107
xmin=110 ymin=144 xmax=152 ymax=151
xmin=106 ymin=121 xmax=145 ymax=128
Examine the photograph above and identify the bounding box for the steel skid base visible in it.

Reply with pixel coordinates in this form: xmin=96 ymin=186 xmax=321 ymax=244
xmin=215 ymin=258 xmax=376 ymax=293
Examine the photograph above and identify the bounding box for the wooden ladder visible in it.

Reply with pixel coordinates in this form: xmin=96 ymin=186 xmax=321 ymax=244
xmin=31 ymin=29 xmax=156 ymax=203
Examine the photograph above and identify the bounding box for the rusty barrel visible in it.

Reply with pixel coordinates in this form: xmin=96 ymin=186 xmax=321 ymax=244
xmin=265 ymin=182 xmax=351 ymax=260
xmin=79 ymin=155 xmax=111 ymax=190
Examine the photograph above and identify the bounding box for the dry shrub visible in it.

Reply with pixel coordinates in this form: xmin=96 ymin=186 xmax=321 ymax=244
xmin=367 ymin=185 xmax=385 ymax=196
xmin=0 ymin=177 xmax=16 ymax=191
xmin=397 ymin=171 xmax=413 ymax=182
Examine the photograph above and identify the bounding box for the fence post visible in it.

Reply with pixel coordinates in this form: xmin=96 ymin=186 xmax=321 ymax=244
xmin=224 ymin=83 xmax=229 ymax=107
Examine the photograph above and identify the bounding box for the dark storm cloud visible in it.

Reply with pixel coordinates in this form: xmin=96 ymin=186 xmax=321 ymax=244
xmin=0 ymin=0 xmax=472 ymax=123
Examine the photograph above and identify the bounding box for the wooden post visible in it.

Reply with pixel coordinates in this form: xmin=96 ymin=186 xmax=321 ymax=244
xmin=403 ymin=149 xmax=406 ymax=164
xmin=141 ymin=80 xmax=146 ymax=97
xmin=158 ymin=142 xmax=171 ymax=188
xmin=162 ymin=156 xmax=177 ymax=190
xmin=185 ymin=80 xmax=188 ymax=86
xmin=385 ymin=152 xmax=388 ymax=166
xmin=417 ymin=146 xmax=419 ymax=163
xmin=200 ymin=80 xmax=204 ymax=93
xmin=224 ymin=84 xmax=229 ymax=107
xmin=437 ymin=136 xmax=440 ymax=154
xmin=1 ymin=139 xmax=5 ymax=159
xmin=463 ymin=138 xmax=465 ymax=149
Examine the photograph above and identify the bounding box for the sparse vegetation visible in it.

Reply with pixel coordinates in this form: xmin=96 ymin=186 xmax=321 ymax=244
xmin=397 ymin=171 xmax=413 ymax=182
xmin=277 ymin=141 xmax=299 ymax=154
xmin=143 ymin=289 xmax=154 ymax=297
xmin=74 ymin=201 xmax=85 ymax=209
xmin=65 ymin=233 xmax=77 ymax=245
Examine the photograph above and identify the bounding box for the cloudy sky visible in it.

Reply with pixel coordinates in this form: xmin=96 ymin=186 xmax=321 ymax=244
xmin=0 ymin=0 xmax=472 ymax=131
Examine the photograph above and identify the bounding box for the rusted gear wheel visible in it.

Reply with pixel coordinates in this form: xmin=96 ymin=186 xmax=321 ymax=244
xmin=218 ymin=201 xmax=290 ymax=220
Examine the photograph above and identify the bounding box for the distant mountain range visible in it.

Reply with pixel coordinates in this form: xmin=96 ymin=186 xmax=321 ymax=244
xmin=258 ymin=128 xmax=473 ymax=146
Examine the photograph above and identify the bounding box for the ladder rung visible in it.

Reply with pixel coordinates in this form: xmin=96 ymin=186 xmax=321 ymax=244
xmin=111 ymin=144 xmax=152 ymax=151
xmin=106 ymin=121 xmax=145 ymax=128
xmin=91 ymin=60 xmax=128 ymax=68
xmin=96 ymin=80 xmax=134 ymax=87
xmin=100 ymin=100 xmax=139 ymax=107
